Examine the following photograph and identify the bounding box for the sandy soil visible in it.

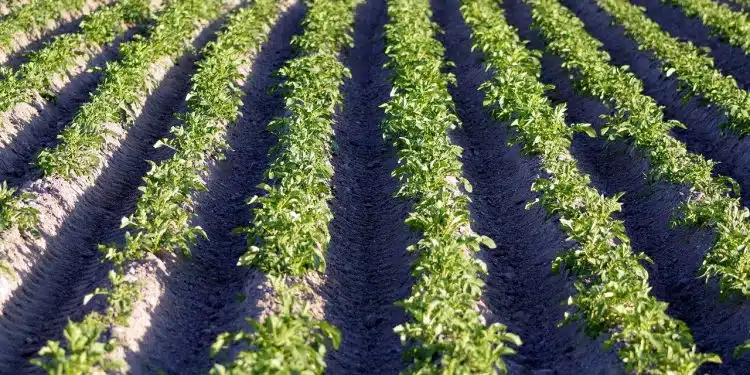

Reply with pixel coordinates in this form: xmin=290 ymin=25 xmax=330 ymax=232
xmin=0 ymin=0 xmax=747 ymax=373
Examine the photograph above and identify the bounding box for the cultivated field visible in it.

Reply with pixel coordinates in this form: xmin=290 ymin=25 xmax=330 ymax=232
xmin=0 ymin=0 xmax=749 ymax=373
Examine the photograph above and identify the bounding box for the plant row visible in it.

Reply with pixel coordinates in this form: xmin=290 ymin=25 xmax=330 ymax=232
xmin=595 ymin=0 xmax=750 ymax=136
xmin=30 ymin=0 xmax=230 ymax=373
xmin=0 ymin=0 xmax=160 ymax=114
xmin=108 ymin=0 xmax=281 ymax=271
xmin=666 ymin=0 xmax=750 ymax=53
xmin=210 ymin=0 xmax=361 ymax=373
xmin=463 ymin=0 xmax=718 ymax=372
xmin=382 ymin=0 xmax=521 ymax=372
xmin=36 ymin=0 xmax=223 ymax=178
xmin=0 ymin=0 xmax=99 ymax=63
xmin=531 ymin=0 xmax=750 ymax=298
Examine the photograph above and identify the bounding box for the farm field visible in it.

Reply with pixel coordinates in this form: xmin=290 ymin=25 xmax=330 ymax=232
xmin=0 ymin=0 xmax=749 ymax=373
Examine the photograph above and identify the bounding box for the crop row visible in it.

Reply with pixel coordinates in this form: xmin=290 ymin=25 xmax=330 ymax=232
xmin=0 ymin=0 xmax=161 ymax=263
xmin=382 ymin=0 xmax=521 ymax=372
xmin=595 ymin=0 xmax=750 ymax=136
xmin=0 ymin=0 xmax=103 ymax=64
xmin=110 ymin=0 xmax=282 ymax=270
xmin=209 ymin=0 xmax=360 ymax=372
xmin=463 ymin=0 xmax=719 ymax=372
xmin=666 ymin=0 xmax=750 ymax=53
xmin=0 ymin=0 xmax=160 ymax=115
xmin=531 ymin=0 xmax=750 ymax=298
xmin=29 ymin=0 xmax=229 ymax=372
xmin=36 ymin=0 xmax=223 ymax=178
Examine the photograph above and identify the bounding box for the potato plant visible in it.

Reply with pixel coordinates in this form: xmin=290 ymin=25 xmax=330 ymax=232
xmin=211 ymin=0 xmax=361 ymax=372
xmin=36 ymin=0 xmax=224 ymax=178
xmin=666 ymin=0 xmax=750 ymax=53
xmin=597 ymin=0 xmax=750 ymax=136
xmin=529 ymin=0 xmax=750 ymax=301
xmin=0 ymin=0 xmax=160 ymax=113
xmin=381 ymin=0 xmax=522 ymax=372
xmin=0 ymin=0 xmax=97 ymax=62
xmin=463 ymin=0 xmax=719 ymax=372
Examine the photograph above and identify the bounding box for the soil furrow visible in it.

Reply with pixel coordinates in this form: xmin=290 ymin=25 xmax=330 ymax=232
xmin=5 ymin=12 xmax=87 ymax=70
xmin=631 ymin=0 xmax=750 ymax=91
xmin=0 ymin=29 xmax=141 ymax=189
xmin=0 ymin=0 xmax=109 ymax=66
xmin=320 ymin=0 xmax=413 ymax=372
xmin=560 ymin=0 xmax=750 ymax=209
xmin=509 ymin=0 xmax=750 ymax=371
xmin=126 ymin=5 xmax=305 ymax=374
xmin=434 ymin=0 xmax=623 ymax=373
xmin=0 ymin=19 xmax=221 ymax=373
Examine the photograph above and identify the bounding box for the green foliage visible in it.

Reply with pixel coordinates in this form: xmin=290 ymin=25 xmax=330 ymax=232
xmin=530 ymin=0 xmax=750 ymax=299
xmin=381 ymin=0 xmax=521 ymax=372
xmin=597 ymin=0 xmax=750 ymax=136
xmin=36 ymin=0 xmax=224 ymax=178
xmin=214 ymin=0 xmax=359 ymax=372
xmin=0 ymin=0 xmax=88 ymax=56
xmin=0 ymin=0 xmax=158 ymax=112
xmin=463 ymin=0 xmax=718 ymax=373
xmin=109 ymin=0 xmax=281 ymax=263
xmin=210 ymin=277 xmax=340 ymax=375
xmin=236 ymin=0 xmax=359 ymax=276
xmin=0 ymin=180 xmax=39 ymax=233
xmin=30 ymin=314 xmax=123 ymax=375
xmin=666 ymin=0 xmax=750 ymax=52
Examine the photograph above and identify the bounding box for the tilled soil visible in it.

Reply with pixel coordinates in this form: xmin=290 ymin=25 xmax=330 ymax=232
xmin=0 ymin=0 xmax=748 ymax=373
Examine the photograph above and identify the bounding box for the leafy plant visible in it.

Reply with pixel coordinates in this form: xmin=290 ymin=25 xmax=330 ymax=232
xmin=463 ymin=0 xmax=719 ymax=372
xmin=0 ymin=0 xmax=93 ymax=61
xmin=0 ymin=180 xmax=39 ymax=233
xmin=530 ymin=0 xmax=750 ymax=300
xmin=210 ymin=277 xmax=340 ymax=375
xmin=0 ymin=0 xmax=160 ymax=113
xmin=30 ymin=314 xmax=123 ymax=375
xmin=36 ymin=0 xmax=224 ymax=178
xmin=381 ymin=0 xmax=522 ymax=372
xmin=597 ymin=0 xmax=750 ymax=136
xmin=212 ymin=0 xmax=360 ymax=371
xmin=665 ymin=0 xmax=750 ymax=53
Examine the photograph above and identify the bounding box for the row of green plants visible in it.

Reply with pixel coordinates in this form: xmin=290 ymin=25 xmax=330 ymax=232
xmin=0 ymin=0 xmax=96 ymax=61
xmin=30 ymin=2 xmax=276 ymax=373
xmin=463 ymin=0 xmax=719 ymax=372
xmin=108 ymin=0 xmax=281 ymax=267
xmin=382 ymin=0 xmax=520 ymax=372
xmin=209 ymin=0 xmax=361 ymax=372
xmin=36 ymin=0 xmax=224 ymax=178
xmin=0 ymin=0 xmax=161 ymax=113
xmin=531 ymin=0 xmax=750 ymax=299
xmin=666 ymin=0 xmax=750 ymax=53
xmin=596 ymin=0 xmax=750 ymax=136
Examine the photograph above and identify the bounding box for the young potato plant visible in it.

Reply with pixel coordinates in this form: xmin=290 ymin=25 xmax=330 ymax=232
xmin=665 ymin=0 xmax=750 ymax=53
xmin=0 ymin=0 xmax=159 ymax=113
xmin=106 ymin=0 xmax=282 ymax=262
xmin=382 ymin=0 xmax=521 ymax=372
xmin=211 ymin=0 xmax=360 ymax=372
xmin=463 ymin=0 xmax=719 ymax=372
xmin=596 ymin=0 xmax=750 ymax=137
xmin=36 ymin=0 xmax=225 ymax=179
xmin=210 ymin=277 xmax=341 ymax=375
xmin=0 ymin=181 xmax=38 ymax=233
xmin=0 ymin=0 xmax=97 ymax=62
xmin=31 ymin=0 xmax=241 ymax=372
xmin=529 ymin=0 xmax=750 ymax=301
